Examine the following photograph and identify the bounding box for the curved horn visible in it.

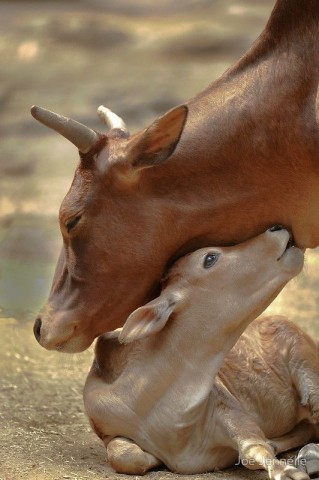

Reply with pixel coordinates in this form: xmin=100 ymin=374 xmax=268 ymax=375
xmin=97 ymin=105 xmax=129 ymax=136
xmin=31 ymin=106 xmax=99 ymax=153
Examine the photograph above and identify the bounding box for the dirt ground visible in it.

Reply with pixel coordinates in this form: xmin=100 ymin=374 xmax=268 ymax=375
xmin=0 ymin=325 xmax=268 ymax=480
xmin=1 ymin=1 xmax=319 ymax=479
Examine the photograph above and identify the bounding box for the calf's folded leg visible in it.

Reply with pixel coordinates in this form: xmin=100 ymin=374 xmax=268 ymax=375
xmin=107 ymin=436 xmax=162 ymax=475
xmin=270 ymin=423 xmax=319 ymax=456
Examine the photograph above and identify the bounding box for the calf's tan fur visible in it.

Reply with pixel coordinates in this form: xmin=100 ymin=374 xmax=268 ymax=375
xmin=84 ymin=229 xmax=318 ymax=479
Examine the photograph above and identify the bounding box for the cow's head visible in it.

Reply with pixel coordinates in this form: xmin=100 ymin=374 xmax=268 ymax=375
xmin=32 ymin=104 xmax=188 ymax=352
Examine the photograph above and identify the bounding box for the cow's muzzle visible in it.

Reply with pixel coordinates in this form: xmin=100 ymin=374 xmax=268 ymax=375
xmin=34 ymin=316 xmax=42 ymax=343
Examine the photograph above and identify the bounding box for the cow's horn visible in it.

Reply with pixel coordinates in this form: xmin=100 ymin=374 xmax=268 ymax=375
xmin=31 ymin=105 xmax=99 ymax=153
xmin=97 ymin=105 xmax=129 ymax=136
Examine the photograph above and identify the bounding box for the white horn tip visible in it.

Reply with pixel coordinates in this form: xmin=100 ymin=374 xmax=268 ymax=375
xmin=31 ymin=105 xmax=40 ymax=118
xmin=31 ymin=105 xmax=53 ymax=121
xmin=97 ymin=105 xmax=110 ymax=117
xmin=97 ymin=105 xmax=128 ymax=136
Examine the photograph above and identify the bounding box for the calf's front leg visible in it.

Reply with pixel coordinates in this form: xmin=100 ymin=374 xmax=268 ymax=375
xmin=239 ymin=440 xmax=309 ymax=480
xmin=223 ymin=411 xmax=309 ymax=480
xmin=107 ymin=436 xmax=162 ymax=475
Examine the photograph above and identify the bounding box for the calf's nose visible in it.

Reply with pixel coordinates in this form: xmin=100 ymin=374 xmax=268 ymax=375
xmin=34 ymin=317 xmax=42 ymax=343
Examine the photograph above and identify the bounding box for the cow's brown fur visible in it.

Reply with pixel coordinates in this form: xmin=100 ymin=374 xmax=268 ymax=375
xmin=33 ymin=0 xmax=319 ymax=352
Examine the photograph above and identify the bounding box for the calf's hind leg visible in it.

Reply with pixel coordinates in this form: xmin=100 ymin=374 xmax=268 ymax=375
xmin=107 ymin=436 xmax=162 ymax=475
xmin=296 ymin=444 xmax=319 ymax=480
xmin=270 ymin=424 xmax=319 ymax=479
xmin=270 ymin=422 xmax=319 ymax=456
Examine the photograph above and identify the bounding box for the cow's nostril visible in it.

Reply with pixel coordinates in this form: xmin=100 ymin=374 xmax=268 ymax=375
xmin=269 ymin=224 xmax=284 ymax=232
xmin=34 ymin=317 xmax=42 ymax=343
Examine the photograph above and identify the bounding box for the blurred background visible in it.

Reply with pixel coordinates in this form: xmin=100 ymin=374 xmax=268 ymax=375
xmin=1 ymin=1 xmax=318 ymax=479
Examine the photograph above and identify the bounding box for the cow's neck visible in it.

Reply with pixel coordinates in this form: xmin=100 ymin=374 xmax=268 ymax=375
xmin=234 ymin=0 xmax=319 ymax=72
xmin=265 ymin=0 xmax=319 ymax=40
xmin=155 ymin=0 xmax=319 ymax=252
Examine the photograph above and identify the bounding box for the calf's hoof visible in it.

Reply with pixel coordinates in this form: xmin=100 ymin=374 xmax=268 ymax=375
xmin=270 ymin=464 xmax=309 ymax=480
xmin=296 ymin=444 xmax=319 ymax=479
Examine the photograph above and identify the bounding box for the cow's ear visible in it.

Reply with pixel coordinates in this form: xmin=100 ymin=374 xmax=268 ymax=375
xmin=127 ymin=105 xmax=188 ymax=170
xmin=118 ymin=296 xmax=177 ymax=344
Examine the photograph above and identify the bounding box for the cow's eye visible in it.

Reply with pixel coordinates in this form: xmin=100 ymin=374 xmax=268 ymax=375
xmin=203 ymin=252 xmax=219 ymax=269
xmin=66 ymin=215 xmax=81 ymax=233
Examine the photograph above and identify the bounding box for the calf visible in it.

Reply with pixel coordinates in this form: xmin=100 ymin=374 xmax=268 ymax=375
xmin=84 ymin=228 xmax=319 ymax=479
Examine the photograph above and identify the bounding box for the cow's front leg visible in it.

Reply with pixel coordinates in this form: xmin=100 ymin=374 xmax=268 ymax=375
xmin=296 ymin=444 xmax=319 ymax=479
xmin=107 ymin=436 xmax=162 ymax=475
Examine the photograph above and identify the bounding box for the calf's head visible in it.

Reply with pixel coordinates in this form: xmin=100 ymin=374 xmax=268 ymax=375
xmin=119 ymin=228 xmax=304 ymax=344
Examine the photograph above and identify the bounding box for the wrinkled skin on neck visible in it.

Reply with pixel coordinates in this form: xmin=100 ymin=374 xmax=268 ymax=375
xmin=36 ymin=0 xmax=319 ymax=352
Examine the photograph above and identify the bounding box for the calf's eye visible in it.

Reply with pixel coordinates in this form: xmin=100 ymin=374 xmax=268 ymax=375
xmin=66 ymin=215 xmax=81 ymax=233
xmin=203 ymin=252 xmax=219 ymax=269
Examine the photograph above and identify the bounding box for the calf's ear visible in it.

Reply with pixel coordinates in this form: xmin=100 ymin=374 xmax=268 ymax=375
xmin=118 ymin=296 xmax=177 ymax=344
xmin=127 ymin=105 xmax=188 ymax=170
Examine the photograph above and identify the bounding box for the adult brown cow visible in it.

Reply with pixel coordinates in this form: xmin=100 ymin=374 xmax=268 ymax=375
xmin=32 ymin=0 xmax=319 ymax=354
